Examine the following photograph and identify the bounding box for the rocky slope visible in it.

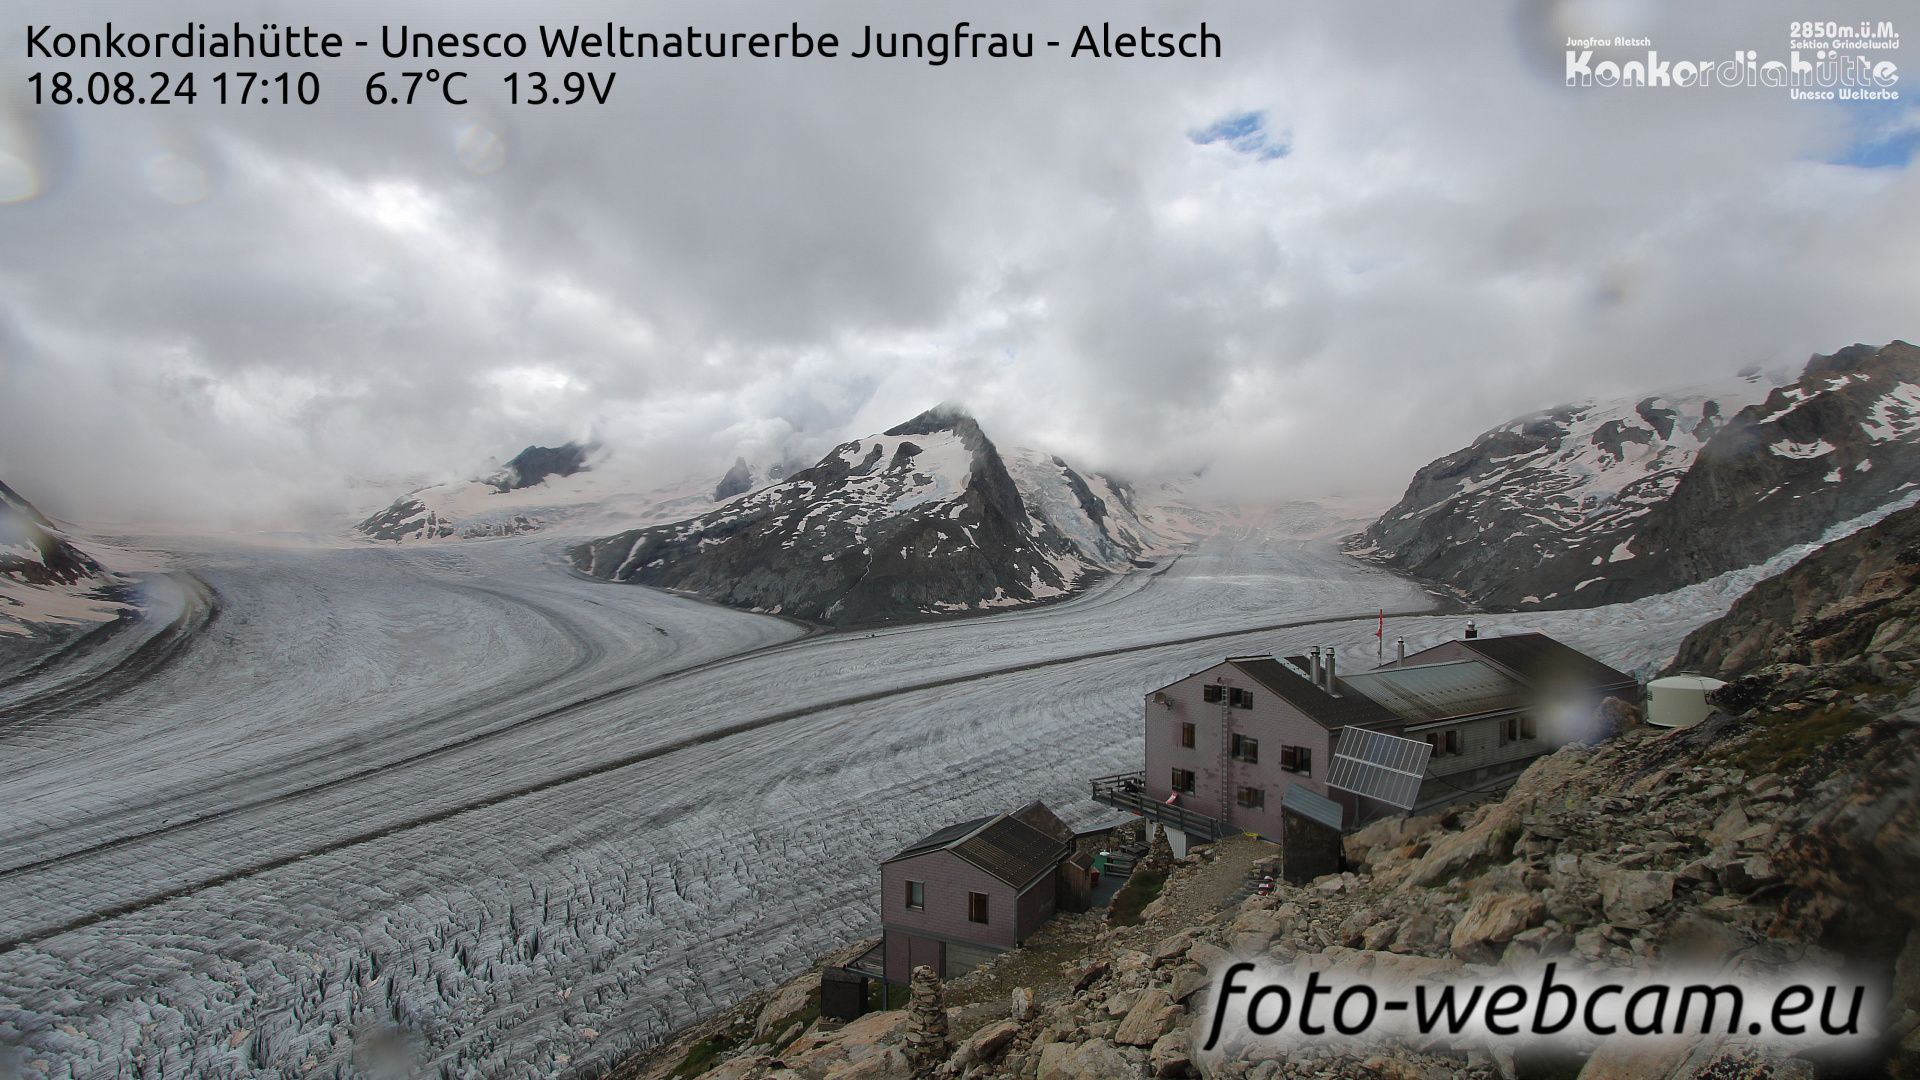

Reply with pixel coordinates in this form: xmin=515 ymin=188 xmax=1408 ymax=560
xmin=616 ymin=492 xmax=1920 ymax=1080
xmin=0 ymin=479 xmax=129 ymax=638
xmin=568 ymin=407 xmax=1174 ymax=626
xmin=1351 ymin=340 xmax=1920 ymax=610
xmin=1669 ymin=502 xmax=1920 ymax=677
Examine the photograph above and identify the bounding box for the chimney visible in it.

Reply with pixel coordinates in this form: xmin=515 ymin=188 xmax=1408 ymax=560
xmin=1309 ymin=646 xmax=1321 ymax=686
xmin=1323 ymin=646 xmax=1338 ymax=695
xmin=1396 ymin=636 xmax=1406 ymax=664
xmin=1465 ymin=620 xmax=1478 ymax=640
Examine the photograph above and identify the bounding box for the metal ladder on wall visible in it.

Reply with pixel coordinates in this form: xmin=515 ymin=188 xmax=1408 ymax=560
xmin=1217 ymin=700 xmax=1233 ymax=822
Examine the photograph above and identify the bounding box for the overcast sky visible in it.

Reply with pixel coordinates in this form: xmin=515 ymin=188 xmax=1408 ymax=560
xmin=2 ymin=0 xmax=1917 ymax=529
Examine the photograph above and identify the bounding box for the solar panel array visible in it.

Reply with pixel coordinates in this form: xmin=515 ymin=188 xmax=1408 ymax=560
xmin=1326 ymin=726 xmax=1432 ymax=810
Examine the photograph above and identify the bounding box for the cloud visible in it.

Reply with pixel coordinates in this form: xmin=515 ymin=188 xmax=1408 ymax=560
xmin=0 ymin=0 xmax=1916 ymax=529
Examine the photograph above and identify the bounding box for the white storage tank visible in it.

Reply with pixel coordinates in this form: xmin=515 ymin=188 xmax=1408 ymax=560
xmin=1646 ymin=674 xmax=1726 ymax=729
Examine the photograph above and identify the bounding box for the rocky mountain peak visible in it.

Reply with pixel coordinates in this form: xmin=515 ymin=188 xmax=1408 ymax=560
xmin=488 ymin=442 xmax=593 ymax=492
xmin=0 ymin=479 xmax=104 ymax=587
xmin=713 ymin=458 xmax=756 ymax=501
xmin=882 ymin=403 xmax=978 ymax=439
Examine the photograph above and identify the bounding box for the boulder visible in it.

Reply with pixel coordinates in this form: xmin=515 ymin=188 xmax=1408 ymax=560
xmin=1151 ymin=931 xmax=1196 ymax=964
xmin=1721 ymin=856 xmax=1779 ymax=895
xmin=945 ymin=1020 xmax=1020 ymax=1071
xmin=1186 ymin=940 xmax=1230 ymax=972
xmin=1600 ymin=870 xmax=1675 ymax=926
xmin=1036 ymin=1040 xmax=1138 ymax=1080
xmin=1149 ymin=1029 xmax=1193 ymax=1077
xmin=1114 ymin=989 xmax=1178 ymax=1047
xmin=1449 ymin=893 xmax=1546 ymax=961
xmin=1406 ymin=805 xmax=1522 ymax=887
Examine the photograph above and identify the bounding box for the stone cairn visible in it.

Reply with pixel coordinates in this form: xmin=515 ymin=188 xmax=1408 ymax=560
xmin=1138 ymin=824 xmax=1174 ymax=875
xmin=903 ymin=964 xmax=950 ymax=1075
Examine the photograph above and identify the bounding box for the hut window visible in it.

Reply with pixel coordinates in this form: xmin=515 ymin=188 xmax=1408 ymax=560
xmin=968 ymin=892 xmax=990 ymax=924
xmin=1229 ymin=688 xmax=1254 ymax=709
xmin=1444 ymin=730 xmax=1461 ymax=755
xmin=1236 ymin=786 xmax=1265 ymax=809
xmin=1180 ymin=722 xmax=1196 ymax=748
xmin=1280 ymin=746 xmax=1311 ymax=775
xmin=905 ymin=880 xmax=925 ymax=911
xmin=1230 ymin=734 xmax=1258 ymax=763
xmin=1171 ymin=768 xmax=1196 ymax=794
xmin=1504 ymin=716 xmax=1520 ymax=743
xmin=1202 ymin=684 xmax=1224 ymax=703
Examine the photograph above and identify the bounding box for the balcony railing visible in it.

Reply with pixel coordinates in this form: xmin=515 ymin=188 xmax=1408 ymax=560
xmin=1090 ymin=771 xmax=1231 ymax=841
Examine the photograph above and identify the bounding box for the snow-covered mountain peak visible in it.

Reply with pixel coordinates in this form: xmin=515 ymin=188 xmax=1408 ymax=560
xmin=569 ymin=409 xmax=1190 ymax=625
xmin=1353 ymin=340 xmax=1920 ymax=610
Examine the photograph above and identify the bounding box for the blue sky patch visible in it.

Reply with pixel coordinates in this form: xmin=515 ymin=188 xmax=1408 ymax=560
xmin=1827 ymin=98 xmax=1919 ymax=169
xmin=1190 ymin=110 xmax=1291 ymax=161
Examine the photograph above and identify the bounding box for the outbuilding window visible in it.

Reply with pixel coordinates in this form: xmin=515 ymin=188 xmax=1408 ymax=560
xmin=968 ymin=892 xmax=990 ymax=924
xmin=905 ymin=880 xmax=925 ymax=911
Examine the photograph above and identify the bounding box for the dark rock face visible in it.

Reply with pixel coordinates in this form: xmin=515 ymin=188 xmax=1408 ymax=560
xmin=713 ymin=458 xmax=755 ymax=501
xmin=0 ymin=480 xmax=104 ymax=586
xmin=568 ymin=407 xmax=1114 ymax=626
xmin=354 ymin=499 xmax=459 ymax=542
xmin=1668 ymin=502 xmax=1920 ymax=678
xmin=1352 ymin=341 xmax=1920 ymax=609
xmin=488 ymin=443 xmax=591 ymax=492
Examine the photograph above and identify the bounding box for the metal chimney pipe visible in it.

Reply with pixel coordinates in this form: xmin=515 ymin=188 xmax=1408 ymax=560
xmin=1324 ymin=647 xmax=1338 ymax=695
xmin=1396 ymin=637 xmax=1406 ymax=664
xmin=1465 ymin=620 xmax=1478 ymax=640
xmin=1309 ymin=646 xmax=1321 ymax=686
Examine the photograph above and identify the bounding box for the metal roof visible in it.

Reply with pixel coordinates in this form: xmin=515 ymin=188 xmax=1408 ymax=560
xmin=1338 ymin=659 xmax=1529 ymax=724
xmin=1225 ymin=656 xmax=1402 ymax=731
xmin=1281 ymin=785 xmax=1346 ymax=831
xmin=1457 ymin=634 xmax=1637 ymax=694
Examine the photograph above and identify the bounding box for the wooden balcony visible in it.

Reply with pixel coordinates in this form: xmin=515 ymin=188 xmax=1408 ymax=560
xmin=1089 ymin=771 xmax=1231 ymax=842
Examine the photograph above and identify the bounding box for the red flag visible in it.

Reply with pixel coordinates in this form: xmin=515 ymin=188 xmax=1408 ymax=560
xmin=1376 ymin=609 xmax=1384 ymax=638
xmin=1164 ymin=791 xmax=1178 ymax=805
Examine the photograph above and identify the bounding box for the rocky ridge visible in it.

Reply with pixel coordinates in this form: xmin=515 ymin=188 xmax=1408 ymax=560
xmin=1351 ymin=341 xmax=1920 ymax=611
xmin=0 ymin=479 xmax=130 ymax=641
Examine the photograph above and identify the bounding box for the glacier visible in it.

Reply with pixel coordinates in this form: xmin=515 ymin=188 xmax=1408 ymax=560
xmin=0 ymin=502 xmax=1779 ymax=1078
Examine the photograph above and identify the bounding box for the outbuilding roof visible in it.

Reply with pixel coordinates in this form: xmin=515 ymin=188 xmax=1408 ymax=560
xmin=884 ymin=808 xmax=1074 ymax=891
